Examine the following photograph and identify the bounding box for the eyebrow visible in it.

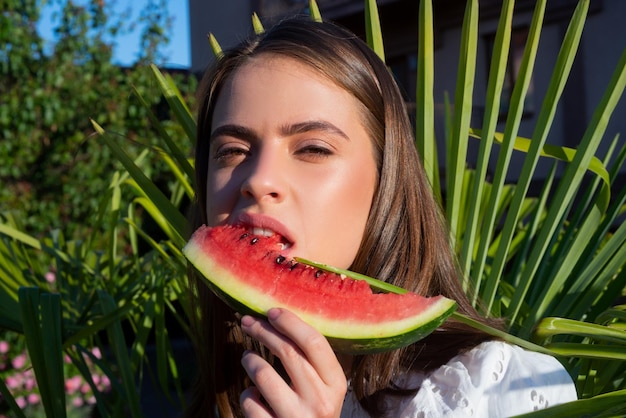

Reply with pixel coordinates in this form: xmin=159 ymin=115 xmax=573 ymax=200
xmin=210 ymin=124 xmax=257 ymax=142
xmin=210 ymin=120 xmax=350 ymax=142
xmin=281 ymin=120 xmax=350 ymax=141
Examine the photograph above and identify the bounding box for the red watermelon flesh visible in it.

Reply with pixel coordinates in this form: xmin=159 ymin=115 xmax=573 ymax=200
xmin=183 ymin=224 xmax=457 ymax=354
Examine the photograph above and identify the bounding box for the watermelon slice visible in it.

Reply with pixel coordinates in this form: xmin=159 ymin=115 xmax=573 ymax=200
xmin=183 ymin=224 xmax=457 ymax=354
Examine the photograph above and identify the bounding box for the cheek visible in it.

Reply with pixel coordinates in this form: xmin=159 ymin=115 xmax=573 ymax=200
xmin=320 ymin=163 xmax=377 ymax=267
xmin=205 ymin=169 xmax=238 ymax=225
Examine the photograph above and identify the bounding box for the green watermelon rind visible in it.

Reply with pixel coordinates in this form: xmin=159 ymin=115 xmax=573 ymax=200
xmin=183 ymin=234 xmax=457 ymax=354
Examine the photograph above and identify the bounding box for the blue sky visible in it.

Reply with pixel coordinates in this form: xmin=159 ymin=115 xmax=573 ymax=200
xmin=37 ymin=0 xmax=191 ymax=68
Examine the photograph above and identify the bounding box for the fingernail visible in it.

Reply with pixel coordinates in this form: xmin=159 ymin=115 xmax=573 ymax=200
xmin=241 ymin=315 xmax=255 ymax=327
xmin=267 ymin=308 xmax=281 ymax=320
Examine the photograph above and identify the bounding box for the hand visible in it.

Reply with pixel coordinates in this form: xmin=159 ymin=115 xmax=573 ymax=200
xmin=239 ymin=308 xmax=348 ymax=417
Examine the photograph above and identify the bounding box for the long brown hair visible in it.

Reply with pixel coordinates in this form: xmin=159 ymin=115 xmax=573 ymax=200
xmin=186 ymin=17 xmax=497 ymax=418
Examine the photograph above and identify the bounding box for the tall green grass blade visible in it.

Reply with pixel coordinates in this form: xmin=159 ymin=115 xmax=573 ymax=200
xmin=415 ymin=0 xmax=437 ymax=189
xmin=595 ymin=360 xmax=626 ymax=396
xmin=459 ymin=0 xmax=514 ymax=282
xmin=554 ymin=218 xmax=626 ymax=320
xmin=208 ymin=33 xmax=223 ymax=60
xmin=508 ymin=45 xmax=626 ymax=327
xmin=450 ymin=312 xmax=556 ymax=356
xmin=309 ymin=0 xmax=322 ymax=22
xmin=98 ymin=290 xmax=143 ymax=417
xmin=596 ymin=305 xmax=626 ymax=325
xmin=513 ymin=389 xmax=626 ymax=418
xmin=446 ymin=0 xmax=478 ymax=242
xmin=0 ymin=236 xmax=30 ymax=331
xmin=483 ymin=0 xmax=590 ymax=313
xmin=154 ymin=272 xmax=171 ymax=397
xmin=364 ymin=0 xmax=384 ymax=61
xmin=544 ymin=344 xmax=626 ymax=361
xmin=19 ymin=288 xmax=66 ymax=417
xmin=149 ymin=64 xmax=196 ymax=144
xmin=155 ymin=146 xmax=194 ymax=199
xmin=469 ymin=130 xmax=612 ymax=197
xmin=0 ymin=374 xmax=26 ymax=418
xmin=92 ymin=120 xmax=188 ymax=244
xmin=530 ymin=181 xmax=624 ymax=323
xmin=124 ymin=215 xmax=186 ymax=270
xmin=607 ymin=135 xmax=625 ymax=179
xmin=0 ymin=221 xmax=39 ymax=248
xmin=153 ymin=272 xmax=185 ymax=408
xmin=70 ymin=346 xmax=111 ymax=418
xmin=252 ymin=13 xmax=264 ymax=34
xmin=131 ymin=195 xmax=185 ymax=248
xmin=107 ymin=174 xmax=121 ymax=282
xmin=472 ymin=0 xmax=546 ymax=304
xmin=534 ymin=317 xmax=626 ymax=344
xmin=63 ymin=294 xmax=144 ymax=348
xmin=508 ymin=163 xmax=556 ymax=290
xmin=131 ymin=83 xmax=195 ymax=183
xmin=40 ymin=293 xmax=66 ymax=416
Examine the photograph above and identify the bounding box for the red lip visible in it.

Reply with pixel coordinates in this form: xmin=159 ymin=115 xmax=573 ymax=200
xmin=232 ymin=212 xmax=295 ymax=247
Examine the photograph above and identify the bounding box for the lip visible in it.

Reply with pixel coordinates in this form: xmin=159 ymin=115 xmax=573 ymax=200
xmin=232 ymin=212 xmax=295 ymax=251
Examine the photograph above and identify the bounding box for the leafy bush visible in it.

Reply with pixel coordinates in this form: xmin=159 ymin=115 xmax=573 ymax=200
xmin=0 ymin=0 xmax=197 ymax=240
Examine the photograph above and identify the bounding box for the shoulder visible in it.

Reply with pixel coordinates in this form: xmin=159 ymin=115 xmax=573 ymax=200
xmin=399 ymin=341 xmax=578 ymax=417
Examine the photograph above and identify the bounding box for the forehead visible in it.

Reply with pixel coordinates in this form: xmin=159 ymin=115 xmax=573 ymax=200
xmin=211 ymin=54 xmax=367 ymax=129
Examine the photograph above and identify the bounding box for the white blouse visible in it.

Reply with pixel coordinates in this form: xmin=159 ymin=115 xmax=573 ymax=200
xmin=341 ymin=341 xmax=578 ymax=417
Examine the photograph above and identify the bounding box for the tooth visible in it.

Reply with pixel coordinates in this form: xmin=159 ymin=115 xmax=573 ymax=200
xmin=251 ymin=227 xmax=274 ymax=237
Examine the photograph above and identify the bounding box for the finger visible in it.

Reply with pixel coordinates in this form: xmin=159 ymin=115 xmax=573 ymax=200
xmin=240 ymin=385 xmax=274 ymax=418
xmin=241 ymin=349 xmax=296 ymax=417
xmin=241 ymin=315 xmax=347 ymax=417
xmin=266 ymin=308 xmax=346 ymax=388
xmin=241 ymin=317 xmax=330 ymax=404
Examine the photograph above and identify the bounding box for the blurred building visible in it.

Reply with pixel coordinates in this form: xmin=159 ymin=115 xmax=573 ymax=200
xmin=188 ymin=0 xmax=625 ymax=181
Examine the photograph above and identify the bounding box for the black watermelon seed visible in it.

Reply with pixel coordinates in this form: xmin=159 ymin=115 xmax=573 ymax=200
xmin=250 ymin=237 xmax=259 ymax=245
xmin=276 ymin=255 xmax=286 ymax=264
xmin=239 ymin=233 xmax=249 ymax=240
xmin=315 ymin=270 xmax=323 ymax=278
xmin=289 ymin=262 xmax=299 ymax=271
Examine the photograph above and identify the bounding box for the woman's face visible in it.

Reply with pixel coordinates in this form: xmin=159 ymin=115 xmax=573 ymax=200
xmin=206 ymin=55 xmax=378 ymax=269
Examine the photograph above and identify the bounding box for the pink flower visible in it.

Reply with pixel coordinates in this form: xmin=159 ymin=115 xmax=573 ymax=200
xmin=86 ymin=395 xmax=96 ymax=405
xmin=0 ymin=341 xmax=9 ymax=354
xmin=24 ymin=376 xmax=36 ymax=391
xmin=11 ymin=353 xmax=27 ymax=369
xmin=98 ymin=374 xmax=111 ymax=391
xmin=27 ymin=393 xmax=40 ymax=405
xmin=15 ymin=396 xmax=26 ymax=409
xmin=91 ymin=347 xmax=102 ymax=359
xmin=81 ymin=383 xmax=91 ymax=394
xmin=44 ymin=272 xmax=56 ymax=283
xmin=65 ymin=375 xmax=82 ymax=395
xmin=71 ymin=396 xmax=84 ymax=407
xmin=5 ymin=375 xmax=21 ymax=390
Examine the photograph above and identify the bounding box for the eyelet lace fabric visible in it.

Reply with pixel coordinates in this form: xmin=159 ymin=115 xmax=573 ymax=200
xmin=341 ymin=341 xmax=577 ymax=417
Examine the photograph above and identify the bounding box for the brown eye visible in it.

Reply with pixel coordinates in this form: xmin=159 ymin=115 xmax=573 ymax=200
xmin=296 ymin=145 xmax=333 ymax=160
xmin=213 ymin=146 xmax=250 ymax=166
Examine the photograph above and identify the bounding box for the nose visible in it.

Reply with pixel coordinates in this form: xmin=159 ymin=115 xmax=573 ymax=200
xmin=240 ymin=146 xmax=286 ymax=202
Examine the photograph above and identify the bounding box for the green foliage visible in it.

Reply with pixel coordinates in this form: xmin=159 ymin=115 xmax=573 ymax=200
xmin=0 ymin=0 xmax=197 ymax=240
xmin=0 ymin=119 xmax=194 ymax=416
xmin=408 ymin=0 xmax=626 ymax=413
